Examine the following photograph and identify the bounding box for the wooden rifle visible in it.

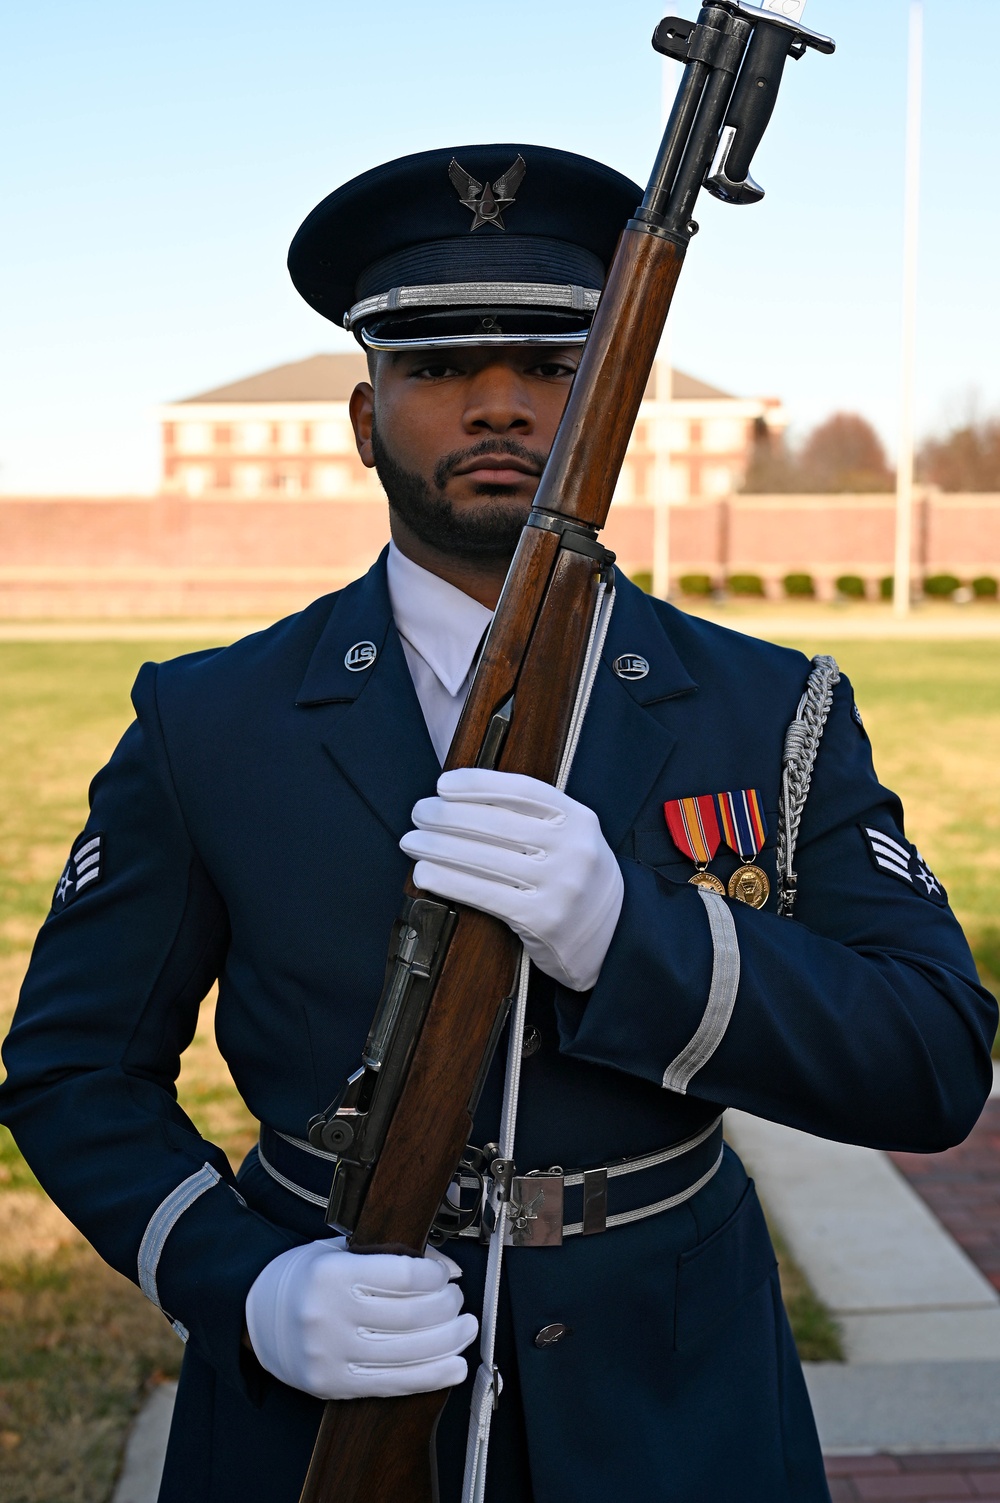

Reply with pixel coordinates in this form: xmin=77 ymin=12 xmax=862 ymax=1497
xmin=299 ymin=5 xmax=834 ymax=1499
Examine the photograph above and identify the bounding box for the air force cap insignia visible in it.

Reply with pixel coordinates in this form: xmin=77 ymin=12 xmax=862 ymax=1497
xmin=448 ymin=155 xmax=526 ymax=231
xmin=861 ymin=825 xmax=946 ymax=904
xmin=52 ymin=831 xmax=105 ymax=911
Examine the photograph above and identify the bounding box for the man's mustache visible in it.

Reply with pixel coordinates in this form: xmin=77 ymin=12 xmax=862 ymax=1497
xmin=433 ymin=438 xmax=548 ymax=490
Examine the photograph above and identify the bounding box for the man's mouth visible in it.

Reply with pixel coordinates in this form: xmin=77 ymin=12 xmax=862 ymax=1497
xmin=450 ymin=453 xmax=542 ymax=486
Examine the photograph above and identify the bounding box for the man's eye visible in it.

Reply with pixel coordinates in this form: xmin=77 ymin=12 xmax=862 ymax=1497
xmin=531 ymin=361 xmax=578 ymax=378
xmin=409 ymin=363 xmax=461 ymax=380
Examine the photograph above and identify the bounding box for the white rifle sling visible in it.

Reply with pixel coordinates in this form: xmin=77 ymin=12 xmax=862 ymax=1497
xmin=462 ymin=582 xmax=616 ymax=1503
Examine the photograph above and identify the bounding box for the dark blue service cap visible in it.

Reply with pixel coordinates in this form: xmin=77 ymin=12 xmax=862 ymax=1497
xmin=287 ymin=144 xmax=642 ymax=350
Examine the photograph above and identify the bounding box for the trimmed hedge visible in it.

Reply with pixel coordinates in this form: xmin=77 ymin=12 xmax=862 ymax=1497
xmin=783 ymin=573 xmax=816 ymax=598
xmin=835 ymin=574 xmax=867 ymax=600
xmin=923 ymin=573 xmax=961 ymax=598
xmin=727 ymin=573 xmax=765 ymax=597
xmin=972 ymin=576 xmax=998 ymax=599
xmin=630 ymin=571 xmax=653 ymax=594
xmin=879 ymin=576 xmax=894 ymax=601
xmin=679 ymin=573 xmax=714 ymax=597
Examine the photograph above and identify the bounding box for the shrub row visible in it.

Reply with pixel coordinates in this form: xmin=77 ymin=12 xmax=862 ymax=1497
xmin=631 ymin=573 xmax=1000 ymax=600
xmin=875 ymin=574 xmax=998 ymax=601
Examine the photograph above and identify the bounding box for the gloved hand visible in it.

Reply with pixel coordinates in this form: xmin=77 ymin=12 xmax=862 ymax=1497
xmin=400 ymin=768 xmax=624 ymax=992
xmin=244 ymin=1237 xmax=477 ymax=1400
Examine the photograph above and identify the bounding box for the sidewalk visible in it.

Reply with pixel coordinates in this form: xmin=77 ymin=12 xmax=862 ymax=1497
xmin=726 ymin=1066 xmax=1000 ymax=1453
xmin=890 ymin=1098 xmax=1000 ymax=1296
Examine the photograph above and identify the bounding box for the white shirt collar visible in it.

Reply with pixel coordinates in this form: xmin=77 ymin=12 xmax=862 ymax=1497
xmin=386 ymin=541 xmax=493 ymax=697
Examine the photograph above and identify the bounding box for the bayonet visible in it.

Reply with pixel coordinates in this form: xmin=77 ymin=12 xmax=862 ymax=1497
xmin=653 ymin=1 xmax=834 ymax=208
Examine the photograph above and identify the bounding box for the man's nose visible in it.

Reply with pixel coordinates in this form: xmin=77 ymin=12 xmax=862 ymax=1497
xmin=461 ymin=365 xmax=534 ymax=434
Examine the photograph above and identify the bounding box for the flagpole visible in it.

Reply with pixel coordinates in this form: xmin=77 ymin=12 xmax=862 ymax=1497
xmin=893 ymin=0 xmax=923 ymax=618
xmin=652 ymin=47 xmax=678 ymax=600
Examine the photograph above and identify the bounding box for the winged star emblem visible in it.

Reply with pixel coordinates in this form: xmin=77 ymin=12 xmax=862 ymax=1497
xmin=448 ymin=155 xmax=526 ymax=231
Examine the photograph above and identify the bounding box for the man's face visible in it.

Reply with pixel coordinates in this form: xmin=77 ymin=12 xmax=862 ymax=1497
xmin=349 ymin=345 xmax=580 ymax=562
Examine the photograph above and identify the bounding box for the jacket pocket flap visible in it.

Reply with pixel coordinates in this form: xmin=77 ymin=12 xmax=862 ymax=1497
xmin=674 ymin=1179 xmax=776 ymax=1351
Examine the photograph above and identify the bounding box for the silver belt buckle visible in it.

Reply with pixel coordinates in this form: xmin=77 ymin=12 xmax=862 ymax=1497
xmin=508 ymin=1171 xmax=564 ymax=1247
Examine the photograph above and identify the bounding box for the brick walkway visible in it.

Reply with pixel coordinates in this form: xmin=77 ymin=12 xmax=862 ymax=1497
xmin=826 ymin=1452 xmax=1000 ymax=1499
xmin=888 ymin=1099 xmax=1000 ymax=1294
xmin=823 ymin=1098 xmax=1000 ymax=1498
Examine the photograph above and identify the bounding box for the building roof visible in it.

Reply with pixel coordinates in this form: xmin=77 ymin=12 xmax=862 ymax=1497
xmin=178 ymin=353 xmax=737 ymax=405
xmin=179 ymin=354 xmax=370 ymax=403
xmin=668 ymin=369 xmax=734 ymax=400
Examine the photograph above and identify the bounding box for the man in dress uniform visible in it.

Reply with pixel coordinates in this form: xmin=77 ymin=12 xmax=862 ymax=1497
xmin=1 ymin=144 xmax=996 ymax=1503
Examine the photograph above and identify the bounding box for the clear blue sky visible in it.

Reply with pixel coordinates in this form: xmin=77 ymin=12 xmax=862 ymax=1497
xmin=1 ymin=0 xmax=996 ymax=493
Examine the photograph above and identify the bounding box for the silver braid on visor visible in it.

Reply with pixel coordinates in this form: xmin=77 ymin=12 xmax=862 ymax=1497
xmin=346 ymin=280 xmax=600 ymax=331
xmin=360 ymin=328 xmax=592 ymax=351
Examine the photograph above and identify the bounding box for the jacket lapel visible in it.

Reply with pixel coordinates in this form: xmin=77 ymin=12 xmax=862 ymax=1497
xmin=566 ymin=578 xmax=699 ymax=853
xmin=298 ymin=558 xmax=698 ymax=850
xmin=296 ymin=551 xmax=441 ymax=841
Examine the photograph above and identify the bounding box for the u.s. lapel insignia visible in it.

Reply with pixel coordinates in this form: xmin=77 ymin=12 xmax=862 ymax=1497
xmin=448 ymin=155 xmax=527 ymax=231
xmin=862 ymin=826 xmax=947 ymax=904
xmin=613 ymin=654 xmax=649 ymax=681
xmin=344 ymin=641 xmax=377 ymax=672
xmin=52 ymin=831 xmax=105 ymax=911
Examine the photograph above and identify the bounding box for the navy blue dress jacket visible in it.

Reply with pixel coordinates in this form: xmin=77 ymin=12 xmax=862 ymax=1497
xmin=1 ymin=554 xmax=995 ymax=1503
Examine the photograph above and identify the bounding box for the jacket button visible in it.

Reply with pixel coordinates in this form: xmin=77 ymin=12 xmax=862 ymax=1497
xmin=521 ymin=1025 xmax=542 ymax=1058
xmin=534 ymin=1323 xmax=571 ymax=1348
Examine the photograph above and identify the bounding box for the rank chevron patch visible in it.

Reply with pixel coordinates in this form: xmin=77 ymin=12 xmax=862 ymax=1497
xmin=51 ymin=831 xmax=105 ymax=911
xmin=861 ymin=825 xmax=947 ymax=905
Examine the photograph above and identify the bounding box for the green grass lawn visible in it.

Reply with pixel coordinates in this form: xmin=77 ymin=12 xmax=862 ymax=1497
xmin=777 ymin=637 xmax=1000 ymax=1005
xmin=0 ymin=631 xmax=997 ymax=1495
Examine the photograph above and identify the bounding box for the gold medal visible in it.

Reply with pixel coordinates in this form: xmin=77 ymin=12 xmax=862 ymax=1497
xmin=689 ymin=869 xmax=726 ymax=895
xmin=728 ymin=864 xmax=770 ymax=908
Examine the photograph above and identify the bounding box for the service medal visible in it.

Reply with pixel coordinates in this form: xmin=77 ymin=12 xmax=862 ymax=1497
xmin=663 ymin=794 xmax=725 ymax=890
xmin=727 ymin=864 xmax=770 ymax=908
xmin=715 ymin=789 xmax=770 ymax=907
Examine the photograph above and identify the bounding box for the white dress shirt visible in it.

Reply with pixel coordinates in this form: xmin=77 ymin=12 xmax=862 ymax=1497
xmin=386 ymin=541 xmax=494 ymax=765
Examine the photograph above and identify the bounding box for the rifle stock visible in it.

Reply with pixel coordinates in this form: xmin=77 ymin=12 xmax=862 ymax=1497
xmin=301 ymin=533 xmax=607 ymax=1503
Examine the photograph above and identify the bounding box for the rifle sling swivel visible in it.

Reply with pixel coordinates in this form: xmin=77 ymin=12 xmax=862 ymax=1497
xmin=524 ymin=510 xmax=616 ymax=568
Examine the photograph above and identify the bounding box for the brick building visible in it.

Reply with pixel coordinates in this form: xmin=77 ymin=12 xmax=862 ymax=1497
xmin=2 ymin=354 xmax=998 ymax=619
xmin=158 ymin=353 xmax=784 ymax=505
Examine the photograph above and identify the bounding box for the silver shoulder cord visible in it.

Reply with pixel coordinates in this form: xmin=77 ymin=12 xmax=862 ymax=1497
xmin=776 ymin=654 xmax=840 ymax=918
xmin=462 ymin=581 xmax=616 ymax=1503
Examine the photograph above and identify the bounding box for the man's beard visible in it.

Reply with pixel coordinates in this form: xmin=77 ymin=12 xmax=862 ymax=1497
xmin=371 ymin=423 xmax=547 ymax=562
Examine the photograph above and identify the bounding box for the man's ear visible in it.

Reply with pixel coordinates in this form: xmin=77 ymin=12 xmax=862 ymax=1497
xmin=349 ymin=382 xmax=375 ymax=469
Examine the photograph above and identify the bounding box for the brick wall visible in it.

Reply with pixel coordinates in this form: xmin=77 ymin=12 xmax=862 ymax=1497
xmin=605 ymin=492 xmax=1000 ymax=598
xmin=0 ymin=496 xmax=391 ymax=618
xmin=1 ymin=491 xmax=998 ymax=618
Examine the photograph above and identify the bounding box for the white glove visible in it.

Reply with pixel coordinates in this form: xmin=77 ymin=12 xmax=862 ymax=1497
xmin=244 ymin=1237 xmax=477 ymax=1401
xmin=400 ymin=768 xmax=624 ymax=992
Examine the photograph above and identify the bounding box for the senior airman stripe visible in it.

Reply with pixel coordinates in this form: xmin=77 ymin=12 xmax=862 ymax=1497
xmin=862 ymin=825 xmax=947 ymax=903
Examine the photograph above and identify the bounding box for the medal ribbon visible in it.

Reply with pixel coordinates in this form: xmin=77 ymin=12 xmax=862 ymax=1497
xmin=714 ymin=789 xmax=768 ymax=862
xmin=663 ymin=795 xmax=723 ymax=867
